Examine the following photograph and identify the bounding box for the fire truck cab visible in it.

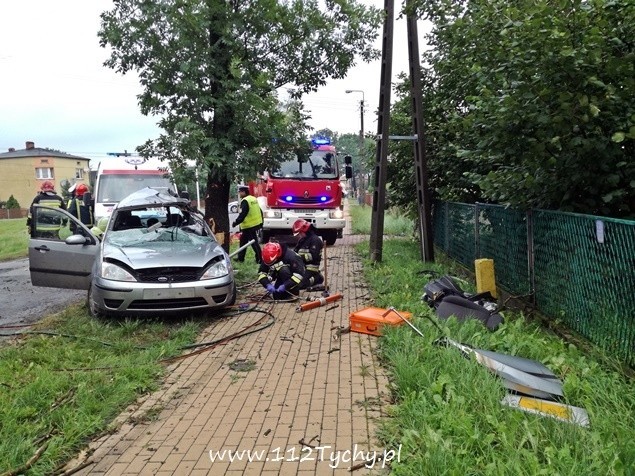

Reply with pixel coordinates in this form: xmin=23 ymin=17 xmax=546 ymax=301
xmin=251 ymin=137 xmax=347 ymax=245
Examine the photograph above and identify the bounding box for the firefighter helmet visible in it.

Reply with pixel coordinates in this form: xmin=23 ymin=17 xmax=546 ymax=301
xmin=75 ymin=183 xmax=89 ymax=197
xmin=292 ymin=219 xmax=311 ymax=236
xmin=262 ymin=242 xmax=283 ymax=265
xmin=40 ymin=181 xmax=55 ymax=192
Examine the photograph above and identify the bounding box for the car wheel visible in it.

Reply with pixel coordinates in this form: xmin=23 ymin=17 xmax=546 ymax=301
xmin=87 ymin=284 xmax=106 ymax=319
xmin=324 ymin=231 xmax=337 ymax=246
xmin=229 ymin=204 xmax=239 ymax=214
xmin=228 ymin=283 xmax=237 ymax=306
xmin=261 ymin=230 xmax=271 ymax=244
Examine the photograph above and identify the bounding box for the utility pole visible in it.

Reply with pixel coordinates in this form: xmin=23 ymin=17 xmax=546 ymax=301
xmin=407 ymin=10 xmax=434 ymax=262
xmin=345 ymin=90 xmax=365 ymax=196
xmin=359 ymin=98 xmax=365 ymax=195
xmin=369 ymin=0 xmax=394 ymax=263
xmin=369 ymin=0 xmax=434 ymax=263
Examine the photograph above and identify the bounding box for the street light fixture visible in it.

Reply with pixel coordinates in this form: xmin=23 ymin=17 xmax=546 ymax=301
xmin=345 ymin=90 xmax=365 ymax=199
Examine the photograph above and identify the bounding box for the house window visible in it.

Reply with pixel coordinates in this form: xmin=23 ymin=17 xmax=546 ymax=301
xmin=36 ymin=168 xmax=54 ymax=179
xmin=75 ymin=168 xmax=84 ymax=179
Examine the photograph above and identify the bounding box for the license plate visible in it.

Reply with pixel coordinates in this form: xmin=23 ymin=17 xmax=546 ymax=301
xmin=144 ymin=287 xmax=195 ymax=299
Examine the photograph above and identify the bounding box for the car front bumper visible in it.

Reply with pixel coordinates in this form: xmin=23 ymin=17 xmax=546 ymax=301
xmin=90 ymin=275 xmax=235 ymax=315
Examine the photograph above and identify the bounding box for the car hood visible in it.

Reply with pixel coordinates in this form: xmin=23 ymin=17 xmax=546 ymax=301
xmin=102 ymin=240 xmax=226 ymax=269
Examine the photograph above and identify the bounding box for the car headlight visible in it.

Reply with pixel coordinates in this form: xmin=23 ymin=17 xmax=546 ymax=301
xmin=201 ymin=260 xmax=230 ymax=280
xmin=100 ymin=262 xmax=137 ymax=282
xmin=329 ymin=209 xmax=344 ymax=219
xmin=265 ymin=210 xmax=282 ymax=218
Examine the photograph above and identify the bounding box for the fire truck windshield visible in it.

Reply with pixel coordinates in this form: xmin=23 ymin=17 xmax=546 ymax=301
xmin=270 ymin=151 xmax=338 ymax=179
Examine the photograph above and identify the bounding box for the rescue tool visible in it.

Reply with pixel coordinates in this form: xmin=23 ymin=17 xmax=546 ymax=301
xmin=297 ymin=293 xmax=343 ymax=312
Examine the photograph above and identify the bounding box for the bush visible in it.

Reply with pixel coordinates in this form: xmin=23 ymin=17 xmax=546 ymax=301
xmin=6 ymin=195 xmax=20 ymax=209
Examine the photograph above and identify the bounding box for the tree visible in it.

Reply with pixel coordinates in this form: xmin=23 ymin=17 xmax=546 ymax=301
xmin=389 ymin=0 xmax=635 ymax=218
xmin=6 ymin=195 xmax=20 ymax=209
xmin=99 ymin=0 xmax=381 ymax=248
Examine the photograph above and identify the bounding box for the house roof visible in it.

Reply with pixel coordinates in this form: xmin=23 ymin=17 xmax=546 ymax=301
xmin=0 ymin=144 xmax=89 ymax=161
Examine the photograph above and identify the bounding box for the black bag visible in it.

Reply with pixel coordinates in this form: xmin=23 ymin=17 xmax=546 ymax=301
xmin=422 ymin=275 xmax=503 ymax=331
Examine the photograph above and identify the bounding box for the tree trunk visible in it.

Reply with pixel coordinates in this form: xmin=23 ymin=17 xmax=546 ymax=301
xmin=204 ymin=175 xmax=231 ymax=252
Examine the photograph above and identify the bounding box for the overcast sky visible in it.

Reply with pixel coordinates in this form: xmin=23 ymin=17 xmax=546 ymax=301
xmin=0 ymin=0 xmax=425 ymax=164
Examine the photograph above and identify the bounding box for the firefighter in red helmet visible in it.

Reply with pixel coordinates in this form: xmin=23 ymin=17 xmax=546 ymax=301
xmin=27 ymin=181 xmax=66 ymax=237
xmin=67 ymin=183 xmax=94 ymax=229
xmin=292 ymin=219 xmax=324 ymax=289
xmin=257 ymin=242 xmax=305 ymax=300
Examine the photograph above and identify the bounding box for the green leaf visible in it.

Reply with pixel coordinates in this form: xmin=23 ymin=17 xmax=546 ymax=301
xmin=611 ymin=132 xmax=626 ymax=143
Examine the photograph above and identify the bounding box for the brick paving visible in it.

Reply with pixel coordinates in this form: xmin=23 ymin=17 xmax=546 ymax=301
xmin=70 ymin=215 xmax=394 ymax=475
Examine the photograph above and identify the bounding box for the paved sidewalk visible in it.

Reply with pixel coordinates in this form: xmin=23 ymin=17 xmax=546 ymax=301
xmin=72 ymin=223 xmax=393 ymax=475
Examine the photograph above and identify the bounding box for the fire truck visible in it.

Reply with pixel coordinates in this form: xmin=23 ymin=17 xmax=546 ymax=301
xmin=250 ymin=137 xmax=351 ymax=245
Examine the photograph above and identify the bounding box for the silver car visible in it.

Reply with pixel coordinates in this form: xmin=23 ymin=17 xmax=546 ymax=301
xmin=29 ymin=187 xmax=236 ymax=318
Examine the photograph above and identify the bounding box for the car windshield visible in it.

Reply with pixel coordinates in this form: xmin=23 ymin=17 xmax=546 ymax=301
xmin=270 ymin=151 xmax=338 ymax=179
xmin=107 ymin=205 xmax=213 ymax=247
xmin=107 ymin=227 xmax=211 ymax=247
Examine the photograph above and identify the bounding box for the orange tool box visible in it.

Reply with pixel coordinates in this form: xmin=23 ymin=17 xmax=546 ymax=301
xmin=349 ymin=307 xmax=412 ymax=336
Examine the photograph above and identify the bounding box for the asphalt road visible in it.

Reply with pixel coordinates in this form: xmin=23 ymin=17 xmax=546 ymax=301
xmin=0 ymin=258 xmax=85 ymax=330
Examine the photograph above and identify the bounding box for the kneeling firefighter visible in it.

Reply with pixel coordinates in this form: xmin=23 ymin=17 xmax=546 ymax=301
xmin=258 ymin=242 xmax=305 ymax=300
xmin=293 ymin=219 xmax=324 ymax=288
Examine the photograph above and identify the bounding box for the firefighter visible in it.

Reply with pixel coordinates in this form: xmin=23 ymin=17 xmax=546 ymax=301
xmin=258 ymin=242 xmax=305 ymax=300
xmin=27 ymin=181 xmax=66 ymax=237
xmin=293 ymin=219 xmax=324 ymax=289
xmin=232 ymin=185 xmax=263 ymax=264
xmin=67 ymin=183 xmax=94 ymax=229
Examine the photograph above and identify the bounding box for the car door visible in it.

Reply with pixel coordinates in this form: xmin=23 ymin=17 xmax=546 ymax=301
xmin=29 ymin=205 xmax=99 ymax=290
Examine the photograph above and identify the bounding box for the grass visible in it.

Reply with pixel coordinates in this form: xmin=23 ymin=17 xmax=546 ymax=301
xmin=0 ymin=218 xmax=29 ymax=261
xmin=0 ymin=309 xmax=205 ymax=474
xmin=0 ymin=238 xmax=258 ymax=475
xmin=355 ymin=237 xmax=635 ymax=475
xmin=348 ymin=201 xmax=414 ymax=236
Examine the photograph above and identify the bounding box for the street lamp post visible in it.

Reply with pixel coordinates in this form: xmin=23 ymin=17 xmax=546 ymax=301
xmin=345 ymin=89 xmax=365 ymax=201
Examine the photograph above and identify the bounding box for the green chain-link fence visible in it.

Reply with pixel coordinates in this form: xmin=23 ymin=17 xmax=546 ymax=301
xmin=432 ymin=201 xmax=635 ymax=367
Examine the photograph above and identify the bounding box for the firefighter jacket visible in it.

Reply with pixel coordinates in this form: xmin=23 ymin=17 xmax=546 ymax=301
xmin=27 ymin=192 xmax=66 ymax=232
xmin=294 ymin=229 xmax=323 ymax=273
xmin=235 ymin=195 xmax=263 ymax=230
xmin=257 ymin=245 xmax=305 ymax=292
xmin=67 ymin=197 xmax=94 ymax=227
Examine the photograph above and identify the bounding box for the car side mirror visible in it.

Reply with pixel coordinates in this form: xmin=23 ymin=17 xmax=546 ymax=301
xmin=344 ymin=155 xmax=352 ymax=165
xmin=345 ymin=165 xmax=353 ymax=179
xmin=66 ymin=234 xmax=90 ymax=245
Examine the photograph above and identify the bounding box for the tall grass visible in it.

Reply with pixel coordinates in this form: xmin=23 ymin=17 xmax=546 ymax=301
xmin=348 ymin=201 xmax=414 ymax=236
xmin=0 ymin=218 xmax=29 ymax=261
xmin=357 ymin=239 xmax=635 ymax=475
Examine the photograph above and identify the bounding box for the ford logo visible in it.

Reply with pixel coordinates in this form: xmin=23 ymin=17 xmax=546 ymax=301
xmin=157 ymin=277 xmax=169 ymax=282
